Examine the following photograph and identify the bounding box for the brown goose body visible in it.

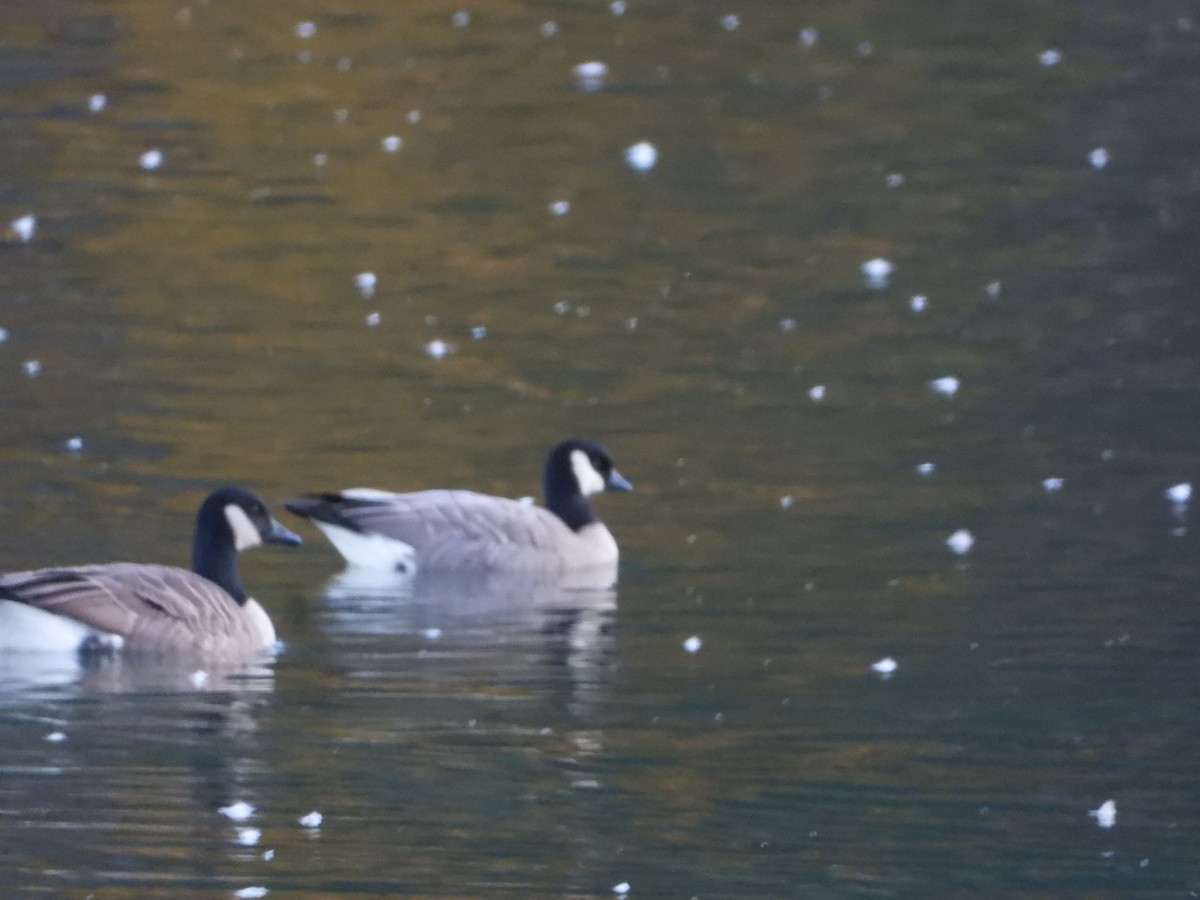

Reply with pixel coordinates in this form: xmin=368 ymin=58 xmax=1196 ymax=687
xmin=0 ymin=487 xmax=300 ymax=660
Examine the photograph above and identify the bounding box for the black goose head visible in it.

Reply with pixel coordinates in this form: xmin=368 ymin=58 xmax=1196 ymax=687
xmin=543 ymin=438 xmax=632 ymax=531
xmin=192 ymin=487 xmax=302 ymax=603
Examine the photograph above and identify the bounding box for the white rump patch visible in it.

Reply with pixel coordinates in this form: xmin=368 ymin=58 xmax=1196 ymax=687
xmin=242 ymin=599 xmax=277 ymax=648
xmin=224 ymin=504 xmax=263 ymax=551
xmin=0 ymin=600 xmax=124 ymax=652
xmin=571 ymin=449 xmax=606 ymax=496
xmin=340 ymin=488 xmax=402 ymax=502
xmin=313 ymin=521 xmax=418 ymax=572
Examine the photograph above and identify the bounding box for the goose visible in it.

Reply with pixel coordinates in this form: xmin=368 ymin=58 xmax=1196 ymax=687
xmin=0 ymin=487 xmax=301 ymax=658
xmin=286 ymin=437 xmax=631 ymax=575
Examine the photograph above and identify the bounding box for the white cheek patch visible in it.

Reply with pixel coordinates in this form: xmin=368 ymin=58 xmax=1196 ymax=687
xmin=224 ymin=504 xmax=263 ymax=551
xmin=571 ymin=449 xmax=607 ymax=496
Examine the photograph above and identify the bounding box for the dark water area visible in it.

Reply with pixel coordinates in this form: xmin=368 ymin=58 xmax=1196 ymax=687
xmin=1 ymin=0 xmax=1199 ymax=896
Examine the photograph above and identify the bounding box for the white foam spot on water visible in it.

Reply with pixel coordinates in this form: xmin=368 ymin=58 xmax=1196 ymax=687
xmin=139 ymin=149 xmax=163 ymax=171
xmin=858 ymin=41 xmax=874 ymax=56
xmin=860 ymin=257 xmax=893 ymax=288
xmin=799 ymin=27 xmax=819 ymax=47
xmin=549 ymin=200 xmax=571 ymax=216
xmin=337 ymin=57 xmax=352 ymax=72
xmin=65 ymin=437 xmax=83 ymax=452
xmin=870 ymin=657 xmax=897 ymax=676
xmin=190 ymin=670 xmax=209 ymax=688
xmin=1089 ymin=800 xmax=1116 ymax=829
xmin=334 ymin=108 xmax=349 ymax=123
xmin=422 ymin=628 xmax=443 ymax=641
xmin=298 ymin=811 xmax=323 ymax=828
xmin=540 ymin=20 xmax=559 ymax=37
xmin=381 ymin=135 xmax=403 ymax=153
xmin=10 ymin=214 xmax=36 ymax=243
xmin=573 ymin=61 xmax=609 ymax=91
xmin=313 ymin=153 xmax=328 ymax=166
xmin=916 ymin=462 xmax=936 ymax=476
xmin=295 ymin=21 xmax=316 ymax=38
xmin=23 ymin=359 xmax=41 ymax=377
xmin=355 ymin=272 xmax=377 ymax=297
xmin=610 ymin=1 xmax=626 ymax=15
xmin=808 ymin=384 xmax=826 ymax=402
xmin=263 ymin=849 xmax=275 ymax=861
xmin=219 ymin=802 xmax=255 ymax=822
xmin=237 ymin=827 xmax=261 ymax=846
xmin=45 ymin=731 xmax=67 ymax=742
xmin=779 ymin=495 xmax=794 ymax=509
xmin=1088 ymin=147 xmax=1110 ymax=170
xmin=1166 ymin=482 xmax=1192 ymax=505
xmin=1039 ymin=48 xmax=1062 ymax=67
xmin=451 ymin=10 xmax=471 ymax=28
xmin=365 ymin=312 xmax=380 ymax=327
xmin=553 ymin=300 xmax=571 ymax=315
xmin=930 ymin=376 xmax=959 ymax=397
xmin=683 ymin=635 xmax=703 ymax=654
xmin=88 ymin=93 xmax=107 ymax=113
xmin=471 ymin=326 xmax=487 ymax=339
xmin=613 ymin=883 xmax=631 ymax=897
xmin=425 ymin=340 xmax=453 ymax=359
xmin=0 ymin=327 xmax=8 ymax=343
xmin=885 ymin=172 xmax=904 ymax=188
xmin=909 ymin=294 xmax=927 ymax=312
xmin=985 ymin=280 xmax=1002 ymax=299
xmin=234 ymin=888 xmax=269 ymax=899
xmin=1042 ymin=477 xmax=1064 ymax=493
xmin=946 ymin=529 xmax=975 ymax=555
xmin=721 ymin=14 xmax=740 ymax=31
xmin=779 ymin=318 xmax=798 ymax=331
xmin=407 ymin=109 xmax=421 ymax=124
xmin=625 ymin=141 xmax=658 ymax=172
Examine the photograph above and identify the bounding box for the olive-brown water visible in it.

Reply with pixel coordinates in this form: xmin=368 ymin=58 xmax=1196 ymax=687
xmin=2 ymin=1 xmax=1198 ymax=896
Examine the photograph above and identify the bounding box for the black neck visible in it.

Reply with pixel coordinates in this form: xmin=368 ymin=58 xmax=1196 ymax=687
xmin=192 ymin=507 xmax=247 ymax=604
xmin=544 ymin=473 xmax=597 ymax=532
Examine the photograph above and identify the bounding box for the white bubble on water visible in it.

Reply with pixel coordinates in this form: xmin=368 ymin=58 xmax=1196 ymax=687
xmin=910 ymin=294 xmax=927 ymax=312
xmin=1039 ymin=48 xmax=1062 ymax=67
xmin=365 ymin=312 xmax=381 ymax=327
xmin=295 ymin=21 xmax=316 ymax=38
xmin=549 ymin=200 xmax=571 ymax=216
xmin=916 ymin=462 xmax=936 ymax=476
xmin=683 ymin=635 xmax=703 ymax=653
xmin=573 ymin=61 xmax=609 ymax=91
xmin=10 ymin=214 xmax=35 ymax=243
xmin=381 ymin=135 xmax=403 ymax=153
xmin=139 ymin=149 xmax=163 ymax=171
xmin=219 ymin=802 xmax=255 ymax=822
xmin=870 ymin=657 xmax=898 ymax=676
xmin=298 ymin=811 xmax=323 ymax=828
xmin=1165 ymin=482 xmax=1192 ymax=505
xmin=451 ymin=10 xmax=471 ymax=28
xmin=610 ymin=1 xmax=626 ymax=15
xmin=808 ymin=384 xmax=826 ymax=402
xmin=540 ymin=20 xmax=559 ymax=37
xmin=1088 ymin=800 xmax=1116 ymax=829
xmin=1088 ymin=147 xmax=1110 ymax=170
xmin=237 ymin=828 xmax=261 ymax=847
xmin=720 ymin=14 xmax=740 ymax=31
xmin=886 ymin=172 xmax=904 ymax=188
xmin=23 ymin=359 xmax=41 ymax=377
xmin=946 ymin=529 xmax=975 ymax=555
xmin=355 ymin=272 xmax=377 ymax=297
xmin=861 ymin=257 xmax=893 ymax=288
xmin=88 ymin=93 xmax=107 ymax=113
xmin=930 ymin=376 xmax=959 ymax=397
xmin=799 ymin=27 xmax=819 ymax=47
xmin=1042 ymin=477 xmax=1064 ymax=493
xmin=625 ymin=141 xmax=658 ymax=172
xmin=425 ymin=340 xmax=454 ymax=359
xmin=65 ymin=437 xmax=83 ymax=452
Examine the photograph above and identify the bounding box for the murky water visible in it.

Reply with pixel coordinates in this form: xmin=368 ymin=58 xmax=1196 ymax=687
xmin=2 ymin=0 xmax=1198 ymax=896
